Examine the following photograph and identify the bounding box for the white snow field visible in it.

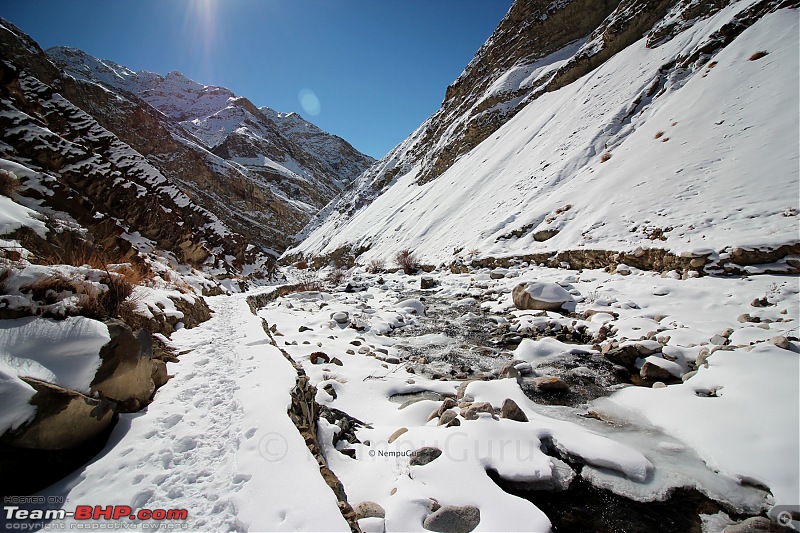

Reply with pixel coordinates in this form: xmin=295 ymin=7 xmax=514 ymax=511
xmin=290 ymin=4 xmax=799 ymax=265
xmin=31 ymin=263 xmax=798 ymax=531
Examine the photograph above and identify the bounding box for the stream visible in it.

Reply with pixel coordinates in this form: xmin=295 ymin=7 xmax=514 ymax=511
xmin=383 ymin=288 xmax=772 ymax=531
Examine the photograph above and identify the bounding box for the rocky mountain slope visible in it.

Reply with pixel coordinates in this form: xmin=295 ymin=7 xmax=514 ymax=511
xmin=45 ymin=46 xmax=374 ymax=254
xmin=289 ymin=0 xmax=799 ymax=274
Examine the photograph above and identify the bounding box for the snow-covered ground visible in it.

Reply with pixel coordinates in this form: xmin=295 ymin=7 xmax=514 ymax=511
xmin=23 ymin=263 xmax=798 ymax=532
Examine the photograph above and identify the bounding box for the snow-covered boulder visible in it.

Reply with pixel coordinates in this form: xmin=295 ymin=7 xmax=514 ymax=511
xmin=512 ymin=281 xmax=575 ymax=312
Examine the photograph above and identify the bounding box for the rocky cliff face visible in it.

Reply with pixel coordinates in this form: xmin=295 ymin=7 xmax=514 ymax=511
xmin=289 ymin=0 xmax=799 ymax=272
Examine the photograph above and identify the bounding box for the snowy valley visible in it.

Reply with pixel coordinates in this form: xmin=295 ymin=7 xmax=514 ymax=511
xmin=1 ymin=0 xmax=798 ymax=532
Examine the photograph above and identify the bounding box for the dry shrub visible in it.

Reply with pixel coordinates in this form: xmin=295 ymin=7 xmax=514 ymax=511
xmin=654 ymin=131 xmax=665 ymax=139
xmin=0 ymin=170 xmax=18 ymax=197
xmin=749 ymin=50 xmax=768 ymax=61
xmin=365 ymin=258 xmax=385 ymax=274
xmin=293 ymin=269 xmax=323 ymax=292
xmin=600 ymin=153 xmax=612 ymax=163
xmin=467 ymin=248 xmax=481 ymax=259
xmin=22 ymin=274 xmax=76 ymax=304
xmin=326 ymin=267 xmax=348 ymax=286
xmin=0 ymin=268 xmax=12 ymax=294
xmin=77 ymin=272 xmax=134 ymax=320
xmin=294 ymin=259 xmax=309 ymax=270
xmin=395 ymin=249 xmax=420 ymax=275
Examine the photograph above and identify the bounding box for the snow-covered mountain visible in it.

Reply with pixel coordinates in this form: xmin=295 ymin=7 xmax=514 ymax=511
xmin=289 ymin=0 xmax=799 ymax=274
xmin=43 ymin=46 xmax=373 ymax=254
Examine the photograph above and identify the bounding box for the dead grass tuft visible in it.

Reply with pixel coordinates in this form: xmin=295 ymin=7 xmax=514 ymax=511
xmin=749 ymin=50 xmax=768 ymax=61
xmin=654 ymin=131 xmax=665 ymax=139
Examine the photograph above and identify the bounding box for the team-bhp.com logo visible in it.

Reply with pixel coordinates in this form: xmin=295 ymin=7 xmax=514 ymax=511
xmin=4 ymin=505 xmax=188 ymax=528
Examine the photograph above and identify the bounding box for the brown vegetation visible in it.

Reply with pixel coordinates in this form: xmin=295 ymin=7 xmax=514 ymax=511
xmin=395 ymin=249 xmax=421 ymax=275
xmin=0 ymin=170 xmax=18 ymax=197
xmin=749 ymin=50 xmax=768 ymax=61
xmin=365 ymin=258 xmax=385 ymax=274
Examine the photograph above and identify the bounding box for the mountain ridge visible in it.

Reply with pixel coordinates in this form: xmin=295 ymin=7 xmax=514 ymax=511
xmin=287 ymin=0 xmax=799 ymax=275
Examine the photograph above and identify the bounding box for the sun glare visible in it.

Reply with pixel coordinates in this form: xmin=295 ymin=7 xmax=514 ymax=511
xmin=182 ymin=0 xmax=219 ymax=80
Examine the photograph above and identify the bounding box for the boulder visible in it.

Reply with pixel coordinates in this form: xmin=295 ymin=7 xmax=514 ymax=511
xmin=410 ymin=447 xmax=442 ymax=466
xmin=500 ymin=398 xmax=528 ymax=422
xmin=512 ymin=282 xmax=575 ymax=312
xmin=423 ymin=505 xmax=481 ymax=533
xmin=2 ymin=378 xmax=115 ymax=450
xmin=91 ymin=320 xmax=155 ymax=410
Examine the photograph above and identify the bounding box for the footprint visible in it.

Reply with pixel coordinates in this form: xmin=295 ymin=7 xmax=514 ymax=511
xmin=161 ymin=414 xmax=182 ymax=429
xmin=232 ymin=474 xmax=251 ymax=484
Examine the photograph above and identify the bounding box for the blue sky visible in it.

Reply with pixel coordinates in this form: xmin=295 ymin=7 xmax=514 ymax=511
xmin=0 ymin=0 xmax=514 ymax=159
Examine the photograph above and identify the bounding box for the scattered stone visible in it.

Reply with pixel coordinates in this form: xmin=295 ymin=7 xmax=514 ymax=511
xmin=634 ymin=341 xmax=662 ymax=356
xmin=750 ymin=297 xmax=770 ymax=308
xmin=640 ymin=362 xmax=673 ymax=381
xmin=384 ymin=356 xmax=400 ymax=364
xmin=330 ymin=357 xmax=343 ymax=366
xmin=358 ymin=347 xmax=370 ymax=354
xmin=682 ymin=370 xmax=698 ymax=382
xmin=769 ymin=336 xmax=790 ymax=350
xmin=461 ymin=402 xmax=495 ymax=420
xmin=410 ymin=447 xmax=442 ymax=466
xmin=406 ymin=367 xmax=415 ymax=374
xmin=298 ymin=325 xmax=312 ymax=332
xmin=489 ymin=269 xmax=508 ymax=279
xmin=722 ymin=516 xmax=771 ymax=532
xmin=652 ymin=382 xmax=666 ymax=389
xmin=499 ymin=362 xmax=519 ymax=379
xmin=355 ymin=501 xmax=385 ymax=520
xmin=346 ymin=349 xmax=355 ymax=355
xmin=709 ymin=334 xmax=728 ymax=346
xmin=533 ymin=376 xmax=570 ymax=393
xmin=387 ymin=427 xmax=408 ymax=444
xmin=438 ymin=398 xmax=458 ymax=414
xmin=423 ymin=505 xmax=481 ymax=533
xmin=500 ymin=399 xmax=528 ymax=422
xmin=438 ymin=411 xmax=458 ymax=426
xmin=719 ymin=328 xmax=735 ymax=338
xmin=350 ymin=340 xmax=362 ymax=346
xmin=323 ymin=383 xmax=337 ymax=400
xmin=309 ymin=352 xmax=330 ymax=364
xmin=420 ymin=277 xmax=438 ymax=290
xmin=332 ymin=311 xmax=349 ymax=324
xmin=446 ymin=418 xmax=461 ymax=427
